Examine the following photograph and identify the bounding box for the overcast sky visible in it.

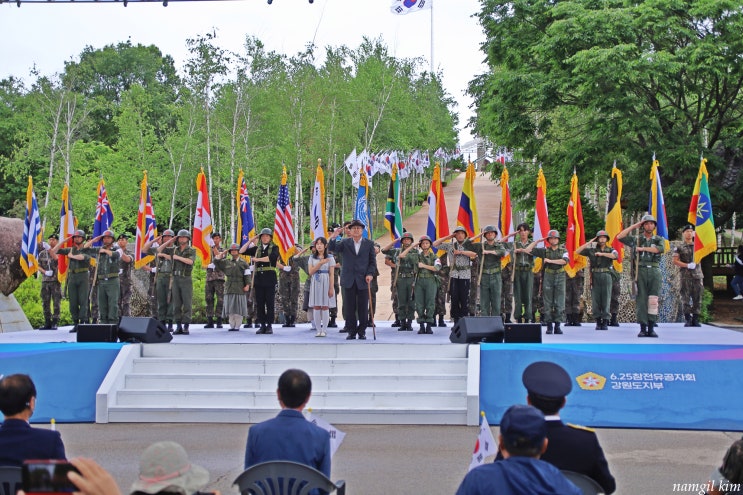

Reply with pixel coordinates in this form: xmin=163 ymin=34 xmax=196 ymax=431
xmin=0 ymin=0 xmax=486 ymax=147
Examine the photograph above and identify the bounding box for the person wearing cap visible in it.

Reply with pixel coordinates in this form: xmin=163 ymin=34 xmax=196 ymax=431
xmin=382 ymin=232 xmax=417 ymax=331
xmin=213 ymin=243 xmax=251 ymax=332
xmin=37 ymin=233 xmax=61 ymax=330
xmin=617 ymin=214 xmax=666 ymax=337
xmin=471 ymin=226 xmax=513 ymax=317
xmin=513 ymin=361 xmax=616 ymax=494
xmin=409 ymin=235 xmax=441 ymax=334
xmin=204 ymin=232 xmax=226 ymax=329
xmin=456 ymin=404 xmax=581 ymax=495
xmin=50 ymin=229 xmax=94 ymax=327
xmin=525 ymin=230 xmax=569 ymax=335
xmin=326 ymin=223 xmax=343 ymax=328
xmin=329 ymin=219 xmax=377 ymax=340
xmin=116 ymin=233 xmax=134 ymax=318
xmin=510 ymin=223 xmax=535 ymax=324
xmin=130 ymin=441 xmax=215 ymax=495
xmin=241 ymin=228 xmax=280 ymax=335
xmin=144 ymin=230 xmax=177 ymax=331
xmin=673 ymin=224 xmax=703 ymax=327
xmin=433 ymin=227 xmax=476 ymax=323
xmin=576 ymin=231 xmax=618 ymax=330
xmin=244 ymin=369 xmax=330 ymax=478
xmin=83 ymin=230 xmax=122 ymax=325
xmin=171 ymin=230 xmax=197 ymax=334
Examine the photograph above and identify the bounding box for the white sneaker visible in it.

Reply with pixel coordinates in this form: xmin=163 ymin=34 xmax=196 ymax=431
xmin=734 ymin=295 xmax=743 ymax=300
xmin=315 ymin=330 xmax=322 ymax=337
xmin=320 ymin=330 xmax=327 ymax=337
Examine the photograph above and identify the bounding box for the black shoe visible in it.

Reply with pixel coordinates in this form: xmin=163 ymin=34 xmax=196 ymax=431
xmin=503 ymin=313 xmax=512 ymax=324
xmin=638 ymin=323 xmax=648 ymax=337
xmin=265 ymin=325 xmax=273 ymax=335
xmin=69 ymin=322 xmax=78 ymax=334
xmin=243 ymin=318 xmax=252 ymax=328
xmin=684 ymin=314 xmax=692 ymax=327
xmin=391 ymin=317 xmax=401 ymax=327
xmin=216 ymin=317 xmax=224 ymax=328
xmin=228 ymin=327 xmax=239 ymax=332
xmin=546 ymin=322 xmax=553 ymax=335
xmin=327 ymin=317 xmax=337 ymax=328
xmin=167 ymin=321 xmax=173 ymax=333
xmin=691 ymin=314 xmax=701 ymax=327
xmin=287 ymin=316 xmax=295 ymax=328
xmin=174 ymin=324 xmax=184 ymax=335
xmin=565 ymin=314 xmax=574 ymax=327
xmin=609 ymin=313 xmax=619 ymax=327
xmin=39 ymin=319 xmax=52 ymax=330
xmin=205 ymin=318 xmax=214 ymax=329
xmin=425 ymin=322 xmax=433 ymax=334
xmin=398 ymin=320 xmax=407 ymax=331
xmin=256 ymin=325 xmax=266 ymax=335
xmin=646 ymin=322 xmax=658 ymax=338
xmin=554 ymin=322 xmax=563 ymax=335
xmin=573 ymin=315 xmax=582 ymax=327
xmin=346 ymin=333 xmax=356 ymax=340
xmin=51 ymin=318 xmax=59 ymax=330
xmin=595 ymin=319 xmax=602 ymax=331
xmin=340 ymin=327 xmax=349 ymax=333
xmin=182 ymin=324 xmax=190 ymax=335
xmin=255 ymin=322 xmax=262 ymax=328
xmin=358 ymin=332 xmax=367 ymax=340
xmin=418 ymin=325 xmax=426 ymax=334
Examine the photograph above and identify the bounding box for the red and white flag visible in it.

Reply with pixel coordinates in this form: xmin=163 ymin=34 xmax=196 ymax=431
xmin=193 ymin=169 xmax=214 ymax=264
xmin=469 ymin=413 xmax=497 ymax=471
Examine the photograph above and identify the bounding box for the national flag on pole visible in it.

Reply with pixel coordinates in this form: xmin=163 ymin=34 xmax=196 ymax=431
xmin=355 ymin=168 xmax=373 ymax=239
xmin=193 ymin=169 xmax=214 ymax=264
xmin=468 ymin=412 xmax=497 ymax=471
xmin=134 ymin=172 xmax=158 ymax=269
xmin=688 ymin=158 xmax=717 ymax=263
xmin=605 ymin=163 xmax=624 ymax=272
xmin=498 ymin=166 xmax=514 ymax=268
xmin=390 ymin=0 xmax=432 ymax=15
xmin=57 ymin=184 xmax=76 ymax=283
xmin=384 ymin=163 xmax=404 ymax=245
xmin=236 ymin=170 xmax=256 ymax=249
xmin=310 ymin=161 xmax=328 ymax=241
xmin=305 ymin=411 xmax=346 ymax=459
xmin=427 ymin=162 xmax=450 ymax=255
xmin=565 ymin=171 xmax=587 ymax=278
xmin=20 ymin=176 xmax=42 ymax=278
xmin=92 ymin=178 xmax=114 ymax=247
xmin=533 ymin=167 xmax=550 ymax=273
xmin=274 ymin=167 xmax=296 ymax=263
xmin=457 ymin=162 xmax=479 ymax=236
xmin=649 ymin=158 xmax=670 ymax=251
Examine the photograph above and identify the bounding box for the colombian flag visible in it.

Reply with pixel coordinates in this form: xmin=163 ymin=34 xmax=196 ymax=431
xmin=649 ymin=158 xmax=670 ymax=250
xmin=457 ymin=162 xmax=479 ymax=236
xmin=688 ymin=158 xmax=717 ymax=263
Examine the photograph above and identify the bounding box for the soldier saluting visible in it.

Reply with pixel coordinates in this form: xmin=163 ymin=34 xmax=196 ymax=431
xmin=143 ymin=230 xmax=176 ymax=331
xmin=240 ymin=228 xmax=280 ymax=335
xmin=37 ymin=233 xmax=62 ymax=330
xmin=83 ymin=230 xmax=121 ymax=325
xmin=50 ymin=229 xmax=93 ymax=329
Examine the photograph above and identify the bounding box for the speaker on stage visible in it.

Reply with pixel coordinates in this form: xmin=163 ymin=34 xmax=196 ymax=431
xmin=504 ymin=323 xmax=542 ymax=343
xmin=76 ymin=324 xmax=118 ymax=343
xmin=117 ymin=317 xmax=172 ymax=344
xmin=449 ymin=316 xmax=504 ymax=344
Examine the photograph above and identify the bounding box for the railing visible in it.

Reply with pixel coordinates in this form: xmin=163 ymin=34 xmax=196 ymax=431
xmin=711 ymin=246 xmax=737 ymax=277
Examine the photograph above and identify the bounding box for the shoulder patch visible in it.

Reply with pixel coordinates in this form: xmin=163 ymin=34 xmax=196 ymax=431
xmin=567 ymin=423 xmax=595 ymax=433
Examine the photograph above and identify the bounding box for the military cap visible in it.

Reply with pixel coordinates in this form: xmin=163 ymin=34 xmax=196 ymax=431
xmin=177 ymin=229 xmax=190 ymax=238
xmin=102 ymin=229 xmax=115 ymax=238
xmin=73 ymin=229 xmax=86 ymax=237
xmin=595 ymin=230 xmax=609 ymax=239
xmin=259 ymin=228 xmax=273 ymax=236
xmin=453 ymin=226 xmax=467 ymax=234
xmin=401 ymin=232 xmax=415 ymax=241
xmin=681 ymin=224 xmax=695 ymax=232
xmin=522 ymin=361 xmax=573 ymax=399
xmin=641 ymin=214 xmax=657 ymax=225
xmin=48 ymin=233 xmax=59 ymax=240
xmin=499 ymin=404 xmax=547 ymax=450
xmin=483 ymin=225 xmax=497 ymax=234
xmin=348 ymin=219 xmax=365 ymax=229
xmin=162 ymin=229 xmax=175 ymax=237
xmin=117 ymin=233 xmax=129 ymax=240
xmin=419 ymin=235 xmax=432 ymax=243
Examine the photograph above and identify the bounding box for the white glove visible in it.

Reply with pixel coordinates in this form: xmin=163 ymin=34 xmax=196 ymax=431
xmin=207 ymin=263 xmax=215 ymax=269
xmin=45 ymin=270 xmax=53 ymax=277
xmin=42 ymin=242 xmax=51 ymax=250
xmin=152 ymin=267 xmax=157 ymax=273
xmin=244 ymin=269 xmax=250 ymax=276
xmin=119 ymin=269 xmax=123 ymax=275
xmin=117 ymin=248 xmax=124 ymax=256
xmin=283 ymin=265 xmax=292 ymax=272
xmin=687 ymin=262 xmax=696 ymax=270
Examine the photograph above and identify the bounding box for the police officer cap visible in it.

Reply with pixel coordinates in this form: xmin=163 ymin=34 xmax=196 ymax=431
xmin=499 ymin=404 xmax=547 ymax=450
xmin=348 ymin=219 xmax=365 ymax=229
xmin=117 ymin=233 xmax=129 ymax=240
xmin=483 ymin=225 xmax=497 ymax=234
xmin=681 ymin=224 xmax=695 ymax=232
xmin=453 ymin=226 xmax=467 ymax=234
xmin=260 ymin=228 xmax=273 ymax=236
xmin=522 ymin=361 xmax=573 ymax=399
xmin=177 ymin=229 xmax=190 ymax=238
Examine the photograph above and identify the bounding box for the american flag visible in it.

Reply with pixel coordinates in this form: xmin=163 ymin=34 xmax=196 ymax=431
xmin=93 ymin=178 xmax=114 ymax=247
xmin=134 ymin=172 xmax=157 ymax=269
xmin=273 ymin=167 xmax=296 ymax=263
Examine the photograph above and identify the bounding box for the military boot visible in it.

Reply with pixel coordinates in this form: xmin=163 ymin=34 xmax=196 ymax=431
xmin=39 ymin=318 xmax=52 ymax=330
xmin=565 ymin=314 xmax=575 ymax=327
xmin=243 ymin=318 xmax=252 ymax=329
xmin=182 ymin=324 xmax=190 ymax=335
xmin=691 ymin=314 xmax=701 ymax=327
xmin=684 ymin=314 xmax=692 ymax=327
xmin=553 ymin=322 xmax=563 ymax=334
xmin=175 ymin=323 xmax=184 ymax=335
xmin=391 ymin=315 xmax=401 ymax=327
xmin=327 ymin=317 xmax=337 ymax=328
xmin=167 ymin=321 xmax=174 ymax=333
xmin=595 ymin=319 xmax=602 ymax=331
xmin=51 ymin=317 xmax=59 ymax=330
xmin=418 ymin=323 xmax=426 ymax=334
xmin=216 ymin=317 xmax=224 ymax=328
xmin=204 ymin=317 xmax=214 ymax=329
xmin=502 ymin=313 xmax=512 ymax=324
xmin=438 ymin=315 xmax=447 ymax=327
xmin=286 ymin=316 xmax=295 ymax=328
xmin=638 ymin=323 xmax=648 ymax=337
xmin=609 ymin=313 xmax=619 ymax=327
xmin=646 ymin=321 xmax=658 ymax=338
xmin=573 ymin=314 xmax=582 ymax=327
xmin=546 ymin=322 xmax=553 ymax=334
xmin=425 ymin=322 xmax=433 ymax=334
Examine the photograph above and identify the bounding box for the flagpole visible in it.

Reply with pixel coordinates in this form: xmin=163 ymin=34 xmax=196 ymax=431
xmin=430 ymin=0 xmax=434 ymax=73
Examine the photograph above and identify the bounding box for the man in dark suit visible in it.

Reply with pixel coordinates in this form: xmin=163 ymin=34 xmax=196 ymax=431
xmin=329 ymin=219 xmax=377 ymax=340
xmin=244 ymin=369 xmax=330 ymax=477
xmin=0 ymin=374 xmax=66 ymax=466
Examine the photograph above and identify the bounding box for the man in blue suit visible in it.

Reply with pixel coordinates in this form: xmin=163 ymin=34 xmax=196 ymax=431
xmin=244 ymin=369 xmax=330 ymax=477
xmin=0 ymin=374 xmax=66 ymax=467
xmin=329 ymin=219 xmax=377 ymax=340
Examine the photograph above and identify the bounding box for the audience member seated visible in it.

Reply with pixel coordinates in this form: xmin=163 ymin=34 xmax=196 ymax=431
xmin=456 ymin=404 xmax=581 ymax=495
xmin=706 ymin=439 xmax=743 ymax=495
xmin=244 ymin=369 xmax=330 ymax=477
xmin=130 ymin=441 xmax=218 ymax=495
xmin=0 ymin=374 xmax=66 ymax=467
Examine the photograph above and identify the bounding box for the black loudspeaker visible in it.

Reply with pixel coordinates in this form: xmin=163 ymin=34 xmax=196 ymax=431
xmin=76 ymin=324 xmax=118 ymax=343
xmin=117 ymin=317 xmax=172 ymax=344
xmin=449 ymin=316 xmax=505 ymax=344
xmin=504 ymin=323 xmax=543 ymax=343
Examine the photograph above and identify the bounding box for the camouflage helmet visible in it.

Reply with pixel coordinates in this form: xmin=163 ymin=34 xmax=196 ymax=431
xmin=453 ymin=226 xmax=467 ymax=234
xmin=595 ymin=230 xmax=609 ymax=240
xmin=229 ymin=243 xmax=240 ymax=251
xmin=102 ymin=229 xmax=115 ymax=238
xmin=162 ymin=229 xmax=175 ymax=237
xmin=260 ymin=228 xmax=273 ymax=237
xmin=419 ymin=235 xmax=432 ymax=243
xmin=641 ymin=214 xmax=657 ymax=225
xmin=401 ymin=232 xmax=414 ymax=242
xmin=177 ymin=229 xmax=190 ymax=238
xmin=73 ymin=229 xmax=86 ymax=237
xmin=483 ymin=225 xmax=497 ymax=234
xmin=547 ymin=229 xmax=560 ymax=239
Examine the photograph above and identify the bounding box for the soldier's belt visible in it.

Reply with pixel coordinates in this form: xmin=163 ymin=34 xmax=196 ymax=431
xmin=640 ymin=263 xmax=659 ymax=268
xmin=101 ymin=273 xmax=119 ymax=280
xmin=544 ymin=267 xmax=565 ymax=274
xmin=71 ymin=268 xmax=89 ymax=274
xmin=398 ymin=273 xmax=415 ymax=278
xmin=592 ymin=268 xmax=611 ymax=273
xmin=482 ymin=268 xmax=501 ymax=274
xmin=255 ymin=266 xmax=276 ymax=272
xmin=418 ymin=272 xmax=435 ymax=278
xmin=173 ymin=271 xmax=192 ymax=277
xmin=515 ymin=265 xmax=532 ymax=271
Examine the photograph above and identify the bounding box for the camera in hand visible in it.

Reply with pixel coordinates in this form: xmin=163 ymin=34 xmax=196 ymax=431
xmin=22 ymin=460 xmax=80 ymax=494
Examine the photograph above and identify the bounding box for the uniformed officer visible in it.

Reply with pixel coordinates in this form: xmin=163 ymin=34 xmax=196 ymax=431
xmin=116 ymin=233 xmax=134 ymax=318
xmin=143 ymin=230 xmax=176 ymax=330
xmin=37 ymin=233 xmax=61 ymax=330
xmin=673 ymin=224 xmax=703 ymax=327
xmin=204 ymin=232 xmax=226 ymax=329
xmin=471 ymin=226 xmax=512 ymax=317
xmin=213 ymin=243 xmax=251 ymax=331
xmin=84 ymin=230 xmax=121 ymax=325
xmin=327 ymin=223 xmax=343 ymax=329
xmin=170 ymin=230 xmax=197 ymax=334
xmin=409 ymin=235 xmax=440 ymax=334
xmin=617 ymin=214 xmax=666 ymax=337
xmin=50 ymin=229 xmax=93 ymax=328
xmin=577 ymin=230 xmax=618 ymax=330
xmin=382 ymin=234 xmax=402 ymax=328
xmin=432 ymin=226 xmax=476 ymax=323
xmin=241 ymin=228 xmax=280 ymax=334
xmin=525 ymin=230 xmax=568 ymax=335
xmin=500 ymin=251 xmax=514 ymax=324
xmin=435 ymin=252 xmax=450 ymax=327
xmin=510 ymin=223 xmax=534 ymax=323
xmin=382 ymin=233 xmax=416 ymax=331
xmin=518 ymin=361 xmax=616 ymax=494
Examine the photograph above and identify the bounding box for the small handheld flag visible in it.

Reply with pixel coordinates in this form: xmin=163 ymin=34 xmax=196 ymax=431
xmin=468 ymin=411 xmax=497 ymax=471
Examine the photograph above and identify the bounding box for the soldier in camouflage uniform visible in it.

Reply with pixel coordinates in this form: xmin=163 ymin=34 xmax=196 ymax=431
xmin=278 ymin=245 xmax=308 ymax=327
xmin=204 ymin=232 xmax=226 ymax=329
xmin=85 ymin=230 xmax=121 ymax=325
xmin=117 ymin=234 xmax=134 ymax=318
xmin=37 ymin=234 xmax=61 ymax=330
xmin=435 ymin=252 xmax=450 ymax=327
xmin=407 ymin=235 xmax=440 ymax=334
xmin=169 ymin=230 xmax=197 ymax=334
xmin=51 ymin=229 xmax=93 ymax=328
xmin=511 ymin=223 xmax=535 ymax=324
xmin=382 ymin=233 xmax=416 ymax=331
xmin=526 ymin=229 xmax=568 ymax=335
xmin=471 ymin=226 xmax=511 ymax=317
xmin=577 ymin=230 xmax=618 ymax=330
xmin=468 ymin=249 xmax=480 ymax=316
xmin=501 ymin=253 xmax=514 ymax=323
xmin=144 ymin=230 xmax=176 ymax=330
xmin=608 ymin=277 xmax=621 ymax=326
xmin=564 ymin=268 xmax=585 ymax=327
xmin=672 ymin=224 xmax=703 ymax=327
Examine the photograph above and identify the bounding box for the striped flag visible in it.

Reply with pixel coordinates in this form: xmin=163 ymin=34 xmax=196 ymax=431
xmin=649 ymin=158 xmax=670 ymax=250
xmin=457 ymin=161 xmax=479 ymax=236
xmin=605 ymin=163 xmax=624 ymax=272
xmin=533 ymin=167 xmax=550 ymax=273
xmin=564 ymin=171 xmax=587 ymax=277
xmin=92 ymin=178 xmax=114 ymax=247
xmin=57 ymin=184 xmax=77 ymax=283
xmin=273 ymin=167 xmax=296 ymax=263
xmin=134 ymin=172 xmax=157 ymax=269
xmin=193 ymin=169 xmax=214 ymax=264
xmin=384 ymin=163 xmax=404 ymax=245
xmin=236 ymin=170 xmax=256 ymax=249
xmin=427 ymin=162 xmax=450 ymax=255
xmin=20 ymin=176 xmax=42 ymax=278
xmin=355 ymin=168 xmax=373 ymax=239
xmin=688 ymin=158 xmax=717 ymax=263
xmin=310 ymin=161 xmax=328 ymax=240
xmin=498 ymin=166 xmax=514 ymax=268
